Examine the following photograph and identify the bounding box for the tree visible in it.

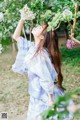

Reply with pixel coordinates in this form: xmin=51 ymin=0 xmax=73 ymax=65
xmin=0 ymin=0 xmax=80 ymax=47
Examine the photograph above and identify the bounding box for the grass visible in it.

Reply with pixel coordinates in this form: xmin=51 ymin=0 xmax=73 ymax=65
xmin=0 ymin=47 xmax=29 ymax=120
xmin=60 ymin=47 xmax=80 ymax=91
xmin=61 ymin=47 xmax=80 ymax=120
xmin=0 ymin=46 xmax=80 ymax=120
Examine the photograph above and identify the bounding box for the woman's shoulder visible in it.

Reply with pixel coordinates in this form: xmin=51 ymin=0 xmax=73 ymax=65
xmin=17 ymin=36 xmax=35 ymax=50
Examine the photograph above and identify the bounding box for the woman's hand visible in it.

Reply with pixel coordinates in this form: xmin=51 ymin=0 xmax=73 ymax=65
xmin=20 ymin=5 xmax=28 ymax=21
xmin=69 ymin=35 xmax=74 ymax=40
xmin=20 ymin=4 xmax=35 ymax=21
xmin=49 ymin=99 xmax=54 ymax=106
xmin=48 ymin=94 xmax=54 ymax=106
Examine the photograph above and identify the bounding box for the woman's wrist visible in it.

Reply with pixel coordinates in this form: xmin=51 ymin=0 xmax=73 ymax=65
xmin=19 ymin=19 xmax=25 ymax=23
xmin=49 ymin=98 xmax=54 ymax=106
xmin=48 ymin=94 xmax=53 ymax=100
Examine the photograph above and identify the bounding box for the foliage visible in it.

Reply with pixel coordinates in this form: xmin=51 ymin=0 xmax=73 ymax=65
xmin=74 ymin=19 xmax=80 ymax=40
xmin=0 ymin=0 xmax=80 ymax=45
xmin=41 ymin=90 xmax=80 ymax=120
xmin=0 ymin=0 xmax=27 ymax=44
xmin=0 ymin=44 xmax=3 ymax=54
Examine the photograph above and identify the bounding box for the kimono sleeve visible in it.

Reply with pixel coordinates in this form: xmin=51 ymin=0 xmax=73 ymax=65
xmin=27 ymin=52 xmax=58 ymax=95
xmin=11 ymin=36 xmax=34 ymax=74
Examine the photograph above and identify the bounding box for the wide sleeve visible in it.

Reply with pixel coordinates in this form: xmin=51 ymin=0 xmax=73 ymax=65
xmin=25 ymin=51 xmax=58 ymax=94
xmin=11 ymin=36 xmax=34 ymax=74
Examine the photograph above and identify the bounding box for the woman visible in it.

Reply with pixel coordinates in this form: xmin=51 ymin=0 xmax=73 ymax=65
xmin=12 ymin=15 xmax=73 ymax=119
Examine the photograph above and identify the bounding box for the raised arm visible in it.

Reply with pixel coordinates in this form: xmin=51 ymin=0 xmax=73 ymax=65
xmin=12 ymin=19 xmax=25 ymax=42
xmin=12 ymin=4 xmax=35 ymax=42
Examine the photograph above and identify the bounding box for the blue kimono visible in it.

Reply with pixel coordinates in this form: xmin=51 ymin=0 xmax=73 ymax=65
xmin=12 ymin=37 xmax=73 ymax=120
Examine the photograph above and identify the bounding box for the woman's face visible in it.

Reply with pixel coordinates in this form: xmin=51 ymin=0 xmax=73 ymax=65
xmin=31 ymin=24 xmax=46 ymax=37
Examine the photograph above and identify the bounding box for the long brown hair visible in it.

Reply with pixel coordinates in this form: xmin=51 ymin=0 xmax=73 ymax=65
xmin=32 ymin=23 xmax=66 ymax=91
